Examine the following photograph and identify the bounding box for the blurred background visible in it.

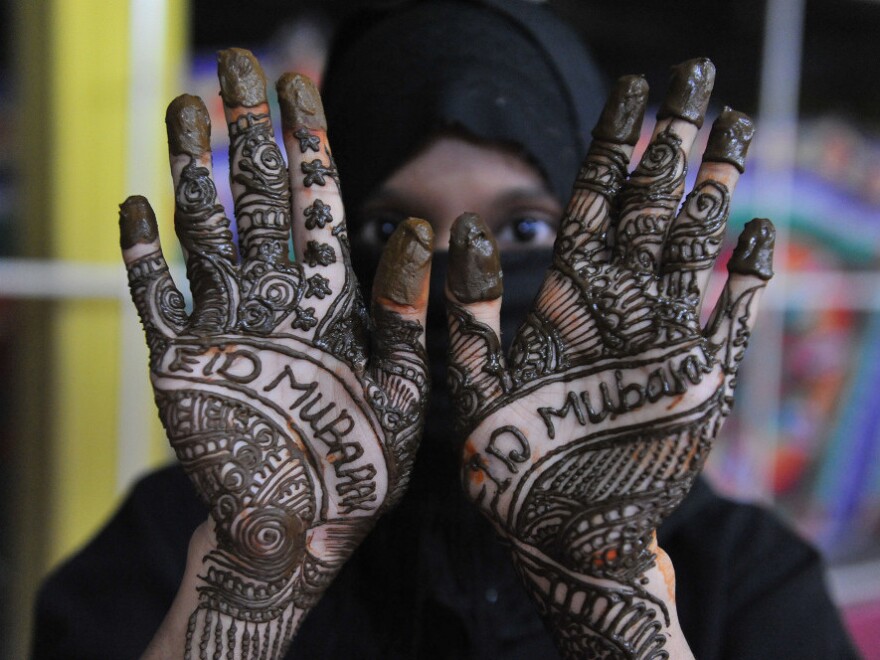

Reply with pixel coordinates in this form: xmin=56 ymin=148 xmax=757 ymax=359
xmin=1 ymin=0 xmax=879 ymax=657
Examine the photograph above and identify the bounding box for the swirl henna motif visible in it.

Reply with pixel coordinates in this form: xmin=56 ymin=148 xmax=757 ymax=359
xmin=120 ymin=50 xmax=432 ymax=659
xmin=447 ymin=65 xmax=771 ymax=659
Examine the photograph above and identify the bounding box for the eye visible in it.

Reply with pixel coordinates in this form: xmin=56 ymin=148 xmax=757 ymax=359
xmin=495 ymin=215 xmax=557 ymax=246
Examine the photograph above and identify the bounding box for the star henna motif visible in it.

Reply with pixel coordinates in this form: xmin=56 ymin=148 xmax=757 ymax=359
xmin=305 ymin=274 xmax=332 ymax=299
xmin=303 ymin=241 xmax=336 ymax=267
xmin=294 ymin=127 xmax=321 ymax=153
xmin=292 ymin=306 xmax=318 ymax=330
xmin=301 ymin=159 xmax=337 ymax=187
xmin=303 ymin=199 xmax=333 ymax=230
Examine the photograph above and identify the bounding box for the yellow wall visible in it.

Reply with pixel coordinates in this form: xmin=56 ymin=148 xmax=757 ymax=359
xmin=46 ymin=0 xmax=186 ymax=566
xmin=15 ymin=5 xmax=187 ymax=657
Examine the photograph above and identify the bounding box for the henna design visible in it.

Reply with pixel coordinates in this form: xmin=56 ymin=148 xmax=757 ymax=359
xmin=446 ymin=65 xmax=769 ymax=655
xmin=303 ymin=198 xmax=333 ymax=230
xmin=554 ymin=142 xmax=630 ymax=276
xmin=313 ymin=225 xmax=371 ymax=368
xmin=294 ymin=127 xmax=320 ymax=153
xmin=302 ymin=241 xmax=336 ymax=267
xmin=304 ymin=274 xmax=331 ymax=299
xmin=125 ymin=250 xmax=187 ymax=367
xmin=615 ymin=128 xmax=687 ymax=274
xmin=301 ymin=158 xmax=337 ymax=187
xmin=228 ymin=112 xmax=291 ymax=264
xmin=660 ymin=180 xmax=730 ymax=304
xmin=451 ymin=229 xmax=763 ymax=655
xmin=121 ymin=54 xmax=432 ymax=659
xmin=173 ymin=158 xmax=240 ymax=333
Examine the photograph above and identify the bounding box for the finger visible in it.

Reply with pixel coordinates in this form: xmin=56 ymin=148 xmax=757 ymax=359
xmin=660 ymin=108 xmax=755 ymax=308
xmin=166 ymin=94 xmax=239 ymax=333
xmin=554 ymin=75 xmax=648 ymax=276
xmin=119 ymin=196 xmax=187 ymax=356
xmin=703 ymin=218 xmax=775 ymax=414
xmin=445 ymin=214 xmax=509 ymax=430
xmin=616 ymin=58 xmax=716 ymax=275
xmin=372 ymin=218 xmax=433 ymax=337
xmin=276 ymin=73 xmax=348 ymax=281
xmin=369 ymin=219 xmax=433 ymax=498
xmin=217 ymin=49 xmax=292 ymax=268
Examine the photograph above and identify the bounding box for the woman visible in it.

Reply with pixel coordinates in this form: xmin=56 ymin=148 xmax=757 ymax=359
xmin=34 ymin=2 xmax=856 ymax=658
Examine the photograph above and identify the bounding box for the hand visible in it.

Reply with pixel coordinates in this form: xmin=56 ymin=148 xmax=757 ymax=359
xmin=120 ymin=49 xmax=432 ymax=656
xmin=445 ymin=59 xmax=775 ymax=658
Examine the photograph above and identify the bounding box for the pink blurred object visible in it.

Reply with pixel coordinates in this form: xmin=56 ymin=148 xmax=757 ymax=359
xmin=844 ymin=600 xmax=880 ymax=659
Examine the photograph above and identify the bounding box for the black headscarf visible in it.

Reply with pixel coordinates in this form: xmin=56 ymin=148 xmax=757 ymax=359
xmin=320 ymin=1 xmax=609 ymax=479
xmin=322 ymin=0 xmax=606 ymax=216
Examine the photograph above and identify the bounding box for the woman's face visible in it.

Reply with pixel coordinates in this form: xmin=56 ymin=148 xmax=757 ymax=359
xmin=356 ymin=135 xmax=563 ymax=250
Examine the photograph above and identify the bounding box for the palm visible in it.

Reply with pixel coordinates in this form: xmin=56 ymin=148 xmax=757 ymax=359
xmin=120 ymin=51 xmax=431 ymax=653
xmin=445 ymin=66 xmax=775 ymax=657
xmin=140 ymin=255 xmax=423 ymax=581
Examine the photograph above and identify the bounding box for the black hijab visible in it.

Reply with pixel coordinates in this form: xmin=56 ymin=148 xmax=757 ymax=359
xmin=319 ymin=1 xmax=609 ymax=485
xmin=322 ymin=0 xmax=606 ymax=215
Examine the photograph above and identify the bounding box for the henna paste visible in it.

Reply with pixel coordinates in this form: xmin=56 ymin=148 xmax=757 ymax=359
xmin=119 ymin=195 xmax=158 ymax=248
xmin=446 ymin=64 xmax=775 ymax=657
xmin=124 ymin=48 xmax=433 ymax=659
xmin=373 ymin=218 xmax=433 ymax=307
xmin=277 ymin=73 xmax=327 ymax=132
xmin=166 ymin=94 xmax=211 ymax=157
xmin=703 ymin=107 xmax=755 ymax=173
xmin=727 ymin=217 xmax=776 ymax=280
xmin=217 ymin=48 xmax=268 ymax=108
xmin=448 ymin=213 xmax=503 ymax=303
xmin=656 ymin=58 xmax=716 ymax=128
xmin=591 ymin=75 xmax=649 ymax=146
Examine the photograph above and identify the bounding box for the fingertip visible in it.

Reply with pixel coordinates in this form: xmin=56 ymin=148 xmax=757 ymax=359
xmin=276 ymin=72 xmax=327 ymax=133
xmin=657 ymin=57 xmax=716 ymax=128
xmin=119 ymin=195 xmax=159 ymax=251
xmin=704 ymin=107 xmax=755 ymax=173
xmin=447 ymin=213 xmax=503 ymax=304
xmin=728 ymin=218 xmax=776 ymax=280
xmin=165 ymin=94 xmax=211 ymax=157
xmin=373 ymin=217 xmax=434 ymax=310
xmin=592 ymin=74 xmax=649 ymax=146
xmin=216 ymin=47 xmax=268 ymax=108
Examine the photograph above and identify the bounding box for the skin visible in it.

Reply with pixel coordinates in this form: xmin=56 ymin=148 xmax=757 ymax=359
xmin=134 ymin=50 xmax=772 ymax=660
xmin=359 ymin=134 xmax=564 ymax=249
xmin=444 ymin=70 xmax=772 ymax=659
xmin=132 ymin=49 xmax=433 ymax=659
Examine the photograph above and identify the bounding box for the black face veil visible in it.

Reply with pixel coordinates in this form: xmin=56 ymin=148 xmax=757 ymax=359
xmin=319 ymin=0 xmax=607 ymax=474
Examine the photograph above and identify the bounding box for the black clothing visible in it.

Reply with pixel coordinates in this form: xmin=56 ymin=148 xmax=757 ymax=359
xmin=33 ymin=464 xmax=857 ymax=659
xmin=323 ymin=0 xmax=606 ymax=216
xmin=32 ymin=3 xmax=858 ymax=658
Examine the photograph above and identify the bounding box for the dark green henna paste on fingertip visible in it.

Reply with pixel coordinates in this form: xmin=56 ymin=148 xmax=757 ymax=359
xmin=217 ymin=48 xmax=268 ymax=108
xmin=591 ymin=75 xmax=649 ymax=146
xmin=119 ymin=195 xmax=158 ymax=249
xmin=657 ymin=57 xmax=716 ymax=129
xmin=448 ymin=213 xmax=503 ymax=303
xmin=165 ymin=95 xmax=211 ymax=157
xmin=728 ymin=218 xmax=775 ymax=280
xmin=373 ymin=218 xmax=433 ymax=306
xmin=703 ymin=107 xmax=755 ymax=173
